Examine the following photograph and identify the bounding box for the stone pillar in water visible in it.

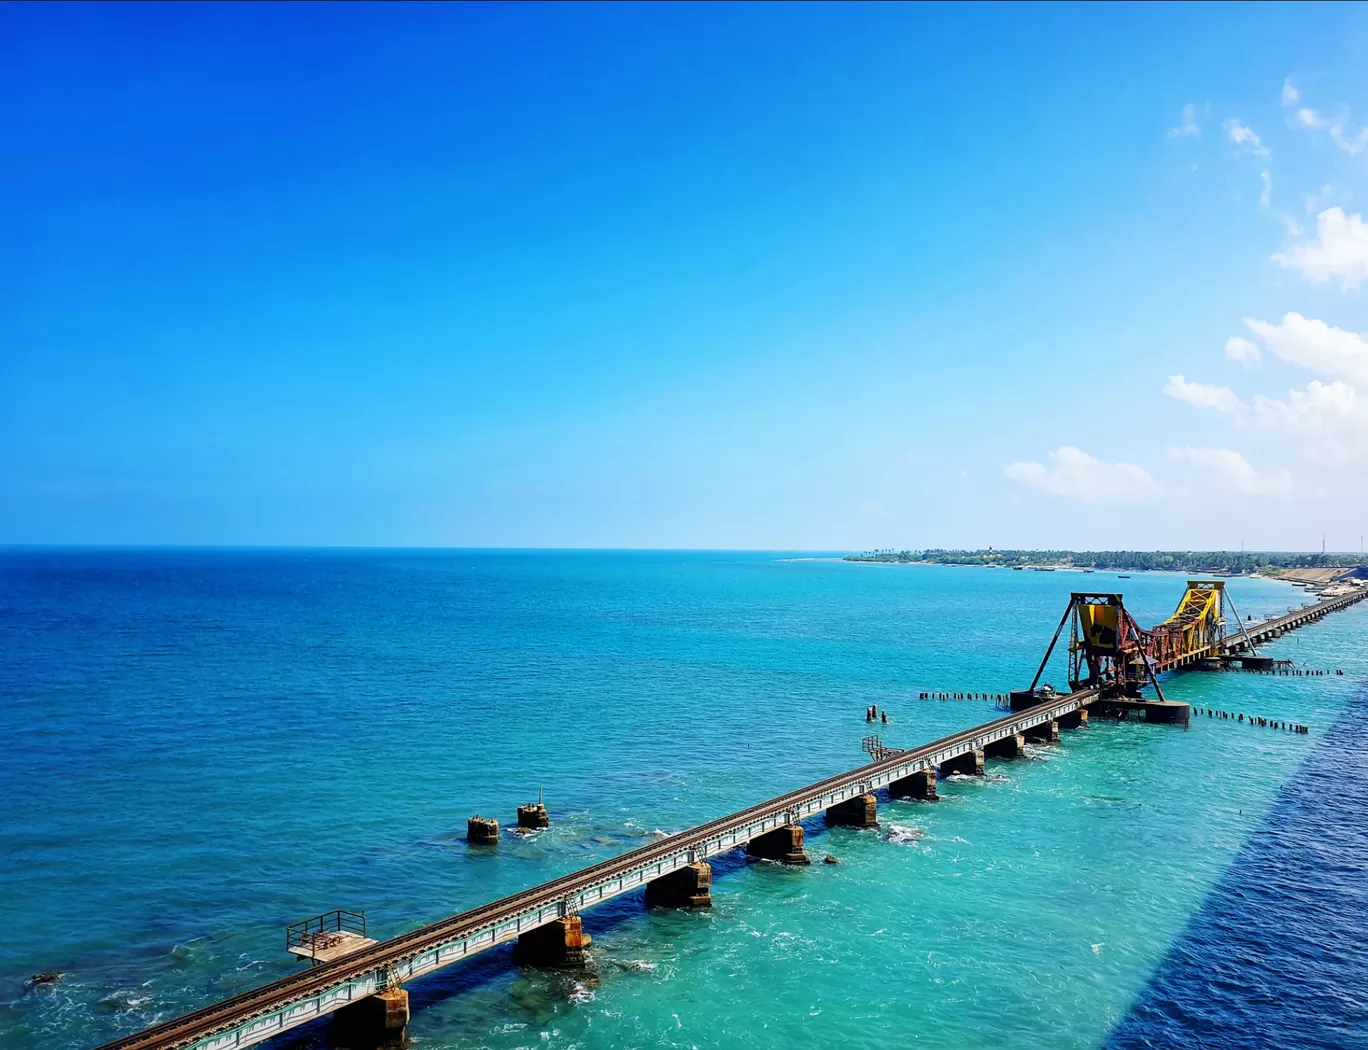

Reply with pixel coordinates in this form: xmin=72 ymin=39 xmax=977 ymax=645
xmin=889 ymin=768 xmax=938 ymax=801
xmin=940 ymin=749 xmax=985 ymax=776
xmin=333 ymin=988 xmax=409 ymax=1048
xmin=645 ymin=862 xmax=712 ymax=908
xmin=514 ymin=916 xmax=591 ymax=967
xmin=984 ymin=733 xmax=1025 ymax=758
xmin=747 ymin=824 xmax=810 ymax=864
xmin=825 ymin=793 xmax=878 ymax=827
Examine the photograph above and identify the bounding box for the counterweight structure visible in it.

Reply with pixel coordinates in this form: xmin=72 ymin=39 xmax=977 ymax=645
xmin=1025 ymin=581 xmax=1255 ymax=700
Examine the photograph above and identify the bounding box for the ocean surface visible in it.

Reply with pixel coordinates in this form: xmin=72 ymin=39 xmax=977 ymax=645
xmin=2 ymin=549 xmax=1365 ymax=1050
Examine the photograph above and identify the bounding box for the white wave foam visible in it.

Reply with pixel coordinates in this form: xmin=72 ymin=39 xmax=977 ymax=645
xmin=568 ymin=981 xmax=596 ymax=1004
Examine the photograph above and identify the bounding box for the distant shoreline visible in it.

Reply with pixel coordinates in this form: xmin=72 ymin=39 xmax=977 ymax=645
xmin=843 ymin=549 xmax=1367 ymax=580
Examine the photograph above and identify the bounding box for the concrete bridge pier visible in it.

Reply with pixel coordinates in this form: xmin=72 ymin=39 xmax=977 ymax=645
xmin=1025 ymin=720 xmax=1060 ymax=744
xmin=940 ymin=749 xmax=985 ymax=776
xmin=332 ymin=989 xmax=409 ymax=1049
xmin=984 ymin=733 xmax=1026 ymax=758
xmin=889 ymin=768 xmax=938 ymax=802
xmin=826 ymin=793 xmax=878 ymax=827
xmin=645 ymin=863 xmax=712 ymax=908
xmin=747 ymin=824 xmax=810 ymax=864
xmin=1057 ymin=709 xmax=1088 ymax=730
xmin=513 ymin=916 xmax=591 ymax=968
xmin=1144 ymin=702 xmax=1190 ymax=724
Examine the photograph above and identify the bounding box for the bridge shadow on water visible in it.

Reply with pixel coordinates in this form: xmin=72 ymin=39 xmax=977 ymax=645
xmin=1106 ymin=686 xmax=1368 ymax=1050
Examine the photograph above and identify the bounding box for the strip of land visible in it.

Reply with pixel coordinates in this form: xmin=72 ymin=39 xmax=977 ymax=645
xmin=845 ymin=549 xmax=1368 ymax=579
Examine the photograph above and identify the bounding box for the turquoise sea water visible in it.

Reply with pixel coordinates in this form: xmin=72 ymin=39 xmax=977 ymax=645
xmin=2 ymin=550 xmax=1365 ymax=1049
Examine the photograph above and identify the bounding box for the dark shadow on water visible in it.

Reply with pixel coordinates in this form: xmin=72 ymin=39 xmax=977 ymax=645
xmin=1107 ymin=686 xmax=1368 ymax=1050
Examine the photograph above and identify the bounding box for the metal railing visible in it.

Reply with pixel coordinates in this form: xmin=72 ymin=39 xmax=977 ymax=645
xmin=286 ymin=910 xmax=367 ymax=957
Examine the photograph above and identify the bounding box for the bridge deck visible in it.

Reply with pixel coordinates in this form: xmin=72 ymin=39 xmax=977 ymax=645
xmin=1220 ymin=585 xmax=1367 ymax=653
xmin=96 ymin=690 xmax=1095 ymax=1050
xmin=1143 ymin=584 xmax=1368 ymax=672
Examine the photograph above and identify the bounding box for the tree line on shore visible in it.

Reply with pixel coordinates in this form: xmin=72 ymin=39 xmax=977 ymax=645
xmin=844 ymin=549 xmax=1368 ymax=573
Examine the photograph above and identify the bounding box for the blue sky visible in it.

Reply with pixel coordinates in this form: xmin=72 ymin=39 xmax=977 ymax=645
xmin=5 ymin=2 xmax=1368 ymax=550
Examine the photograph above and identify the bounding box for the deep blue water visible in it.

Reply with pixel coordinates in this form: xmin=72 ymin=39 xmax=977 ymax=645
xmin=1109 ymin=682 xmax=1368 ymax=1050
xmin=2 ymin=549 xmax=1365 ymax=1049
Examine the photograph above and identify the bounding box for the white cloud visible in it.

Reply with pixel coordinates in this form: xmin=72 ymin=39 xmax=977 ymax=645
xmin=1252 ymin=380 xmax=1366 ymax=462
xmin=1224 ymin=118 xmax=1270 ymax=156
xmin=1164 ymin=375 xmax=1243 ymax=413
xmin=1272 ymin=208 xmax=1368 ymax=288
xmin=1296 ymin=107 xmax=1327 ymax=129
xmin=1304 ymin=185 xmax=1333 ymax=214
xmin=1243 ymin=313 xmax=1368 ymax=385
xmin=1257 ymin=169 xmax=1302 ymax=237
xmin=1331 ymin=122 xmax=1368 ymax=155
xmin=1003 ymin=446 xmax=1161 ymax=504
xmin=1171 ymin=312 xmax=1368 ymax=466
xmin=1286 ymin=88 xmax=1368 ymax=155
xmin=1225 ymin=336 xmax=1261 ymax=366
xmin=1168 ymin=446 xmax=1292 ymax=497
xmin=1205 ymin=315 xmax=1368 ymax=462
xmin=1168 ymin=103 xmax=1201 ymax=139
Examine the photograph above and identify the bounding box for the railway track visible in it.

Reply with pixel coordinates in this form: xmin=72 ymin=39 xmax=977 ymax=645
xmin=96 ymin=691 xmax=1094 ymax=1050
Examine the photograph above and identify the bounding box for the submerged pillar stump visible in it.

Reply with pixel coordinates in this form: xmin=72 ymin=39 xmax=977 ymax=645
xmin=889 ymin=768 xmax=938 ymax=801
xmin=517 ymin=802 xmax=550 ymax=830
xmin=514 ymin=916 xmax=591 ymax=968
xmin=645 ymin=862 xmax=712 ymax=908
xmin=940 ymin=749 xmax=985 ymax=776
xmin=1025 ymin=720 xmax=1059 ymax=744
xmin=825 ymin=793 xmax=878 ymax=827
xmin=747 ymin=824 xmax=810 ymax=864
xmin=984 ymin=734 xmax=1025 ymax=759
xmin=332 ymin=988 xmax=409 ymax=1048
xmin=1057 ymin=709 xmax=1088 ymax=730
xmin=466 ymin=816 xmax=499 ymax=844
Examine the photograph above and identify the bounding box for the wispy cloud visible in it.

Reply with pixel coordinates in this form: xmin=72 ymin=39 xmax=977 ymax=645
xmin=1252 ymin=381 xmax=1365 ymax=463
xmin=1163 ymin=375 xmax=1242 ymax=413
xmin=1296 ymin=107 xmax=1368 ymax=154
xmin=1283 ymin=81 xmax=1368 ymax=155
xmin=1168 ymin=103 xmax=1201 ymax=139
xmin=1258 ymin=169 xmax=1302 ymax=237
xmin=1003 ymin=447 xmax=1160 ymax=504
xmin=1202 ymin=314 xmax=1368 ymax=462
xmin=1272 ymin=208 xmax=1368 ymax=289
xmin=1224 ymin=118 xmax=1270 ymax=156
xmin=1168 ymin=446 xmax=1291 ymax=497
xmin=1243 ymin=312 xmax=1368 ymax=386
xmin=1224 ymin=336 xmax=1260 ymax=366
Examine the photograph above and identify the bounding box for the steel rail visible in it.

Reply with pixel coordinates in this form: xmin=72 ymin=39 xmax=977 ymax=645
xmin=1221 ymin=586 xmax=1367 ymax=650
xmin=94 ymin=691 xmax=1093 ymax=1050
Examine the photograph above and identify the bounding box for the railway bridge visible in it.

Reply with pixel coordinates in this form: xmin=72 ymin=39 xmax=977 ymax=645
xmin=96 ymin=580 xmax=1367 ymax=1050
